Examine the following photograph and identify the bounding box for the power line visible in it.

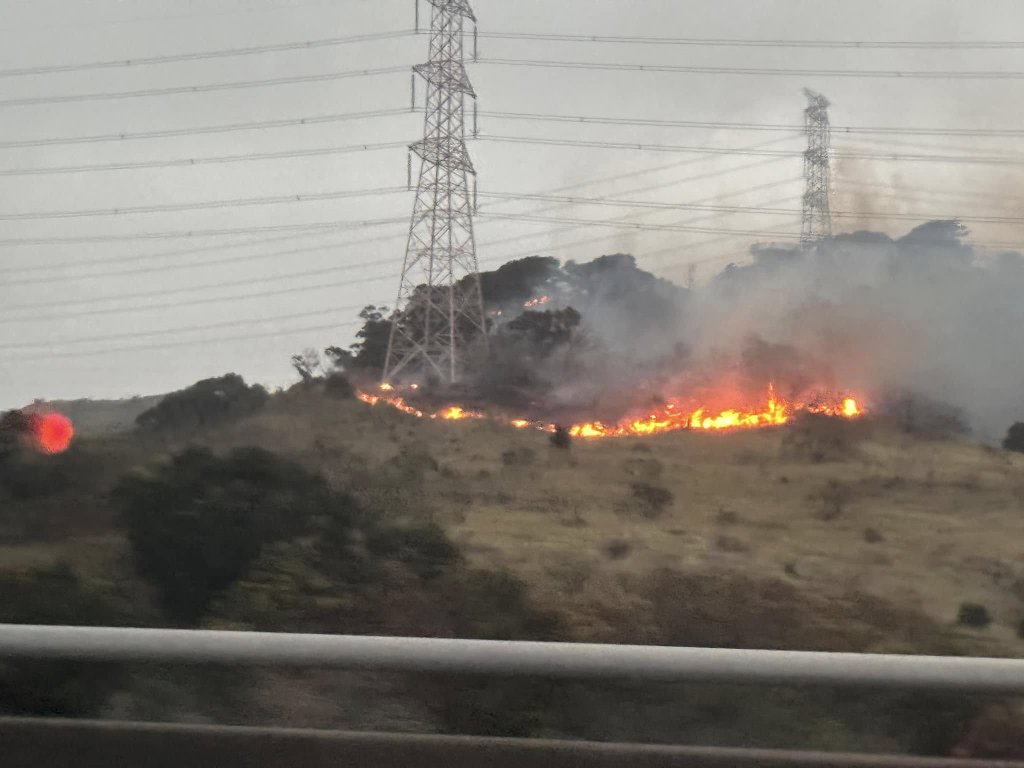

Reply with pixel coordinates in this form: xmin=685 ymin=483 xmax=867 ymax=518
xmin=480 ymin=190 xmax=1024 ymax=226
xmin=7 ymin=27 xmax=1019 ymax=83
xmin=5 ymin=27 xmax=1019 ymax=84
xmin=477 ymin=31 xmax=1024 ymax=50
xmin=0 ymin=108 xmax=412 ymax=149
xmin=0 ymin=66 xmax=409 ymax=109
xmin=0 ymin=320 xmax=361 ymax=361
xmin=478 ymin=134 xmax=1024 ymax=166
xmin=0 ymin=143 xmax=785 ymax=279
xmin=479 ymin=210 xmax=802 ymax=239
xmin=480 ymin=57 xmax=1024 ymax=80
xmin=0 ymin=186 xmax=408 ymax=221
xmin=483 ymin=193 xmax=803 ymax=269
xmin=479 ymin=110 xmax=1024 ymax=139
xmin=0 ymin=307 xmax=352 ymax=350
xmin=0 ymin=139 xmax=409 ymax=176
xmin=0 ymin=228 xmax=399 ymax=279
xmin=0 ymin=269 xmax=394 ymax=323
xmin=0 ymin=30 xmax=415 ymax=78
xmin=10 ymin=133 xmax=1015 ymax=178
xmin=6 ymin=108 xmax=1022 ymax=152
xmin=0 ymin=237 xmax=399 ymax=290
xmin=2 ymin=177 xmax=801 ymax=307
xmin=0 ymin=216 xmax=406 ymax=246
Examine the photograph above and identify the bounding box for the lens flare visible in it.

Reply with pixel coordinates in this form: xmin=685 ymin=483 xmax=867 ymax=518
xmin=31 ymin=413 xmax=74 ymax=454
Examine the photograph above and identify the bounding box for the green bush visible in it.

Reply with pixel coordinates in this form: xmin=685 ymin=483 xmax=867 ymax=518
xmin=501 ymin=447 xmax=536 ymax=466
xmin=630 ymin=483 xmax=674 ymax=519
xmin=365 ymin=523 xmax=460 ymax=580
xmin=549 ymin=426 xmax=572 ymax=450
xmin=0 ymin=564 xmax=127 ymax=716
xmin=135 ymin=374 xmax=267 ymax=435
xmin=324 ymin=373 xmax=355 ymax=399
xmin=114 ymin=446 xmax=350 ymax=625
xmin=957 ymin=603 xmax=992 ymax=629
xmin=604 ymin=539 xmax=632 ymax=560
xmin=1003 ymin=422 xmax=1024 ymax=453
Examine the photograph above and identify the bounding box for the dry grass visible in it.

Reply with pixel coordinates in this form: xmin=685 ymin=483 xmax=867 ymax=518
xmin=244 ymin=396 xmax=1024 ymax=654
xmin=16 ymin=386 xmax=1024 ymax=654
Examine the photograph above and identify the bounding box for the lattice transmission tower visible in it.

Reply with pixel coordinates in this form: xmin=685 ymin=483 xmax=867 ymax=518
xmin=383 ymin=0 xmax=486 ymax=384
xmin=800 ymin=88 xmax=833 ymax=244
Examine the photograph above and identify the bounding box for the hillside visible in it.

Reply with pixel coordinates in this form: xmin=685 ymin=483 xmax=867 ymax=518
xmin=21 ymin=396 xmax=164 ymax=438
xmin=3 ymin=382 xmax=1024 ymax=754
xmin=213 ymin=386 xmax=1024 ymax=653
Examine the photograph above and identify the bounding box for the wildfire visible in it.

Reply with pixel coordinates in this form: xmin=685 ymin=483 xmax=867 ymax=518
xmin=358 ymin=390 xmax=485 ymax=422
xmin=358 ymin=383 xmax=863 ymax=439
xmin=523 ymin=295 xmax=550 ymax=309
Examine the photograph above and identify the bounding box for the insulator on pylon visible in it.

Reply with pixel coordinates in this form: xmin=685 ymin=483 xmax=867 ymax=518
xmin=411 ymin=72 xmax=416 ymax=110
xmin=414 ymin=0 xmax=419 ymax=33
xmin=473 ymin=101 xmax=478 ymax=137
xmin=473 ymin=177 xmax=478 ymax=212
xmin=407 ymin=151 xmax=412 ymax=190
xmin=473 ymin=24 xmax=478 ymax=62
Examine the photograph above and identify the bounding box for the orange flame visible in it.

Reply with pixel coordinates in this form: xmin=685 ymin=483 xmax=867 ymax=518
xmin=358 ymin=384 xmax=863 ymax=439
xmin=523 ymin=295 xmax=550 ymax=309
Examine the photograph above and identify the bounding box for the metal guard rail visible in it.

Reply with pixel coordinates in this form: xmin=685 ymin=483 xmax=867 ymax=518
xmin=1 ymin=624 xmax=1024 ymax=692
xmin=3 ymin=624 xmax=1024 ymax=767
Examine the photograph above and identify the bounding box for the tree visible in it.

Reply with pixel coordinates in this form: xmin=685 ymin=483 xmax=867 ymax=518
xmin=329 ymin=305 xmax=392 ymax=375
xmin=135 ymin=374 xmax=267 ymax=435
xmin=114 ymin=447 xmax=351 ymax=625
xmin=1004 ymin=422 xmax=1024 ymax=453
xmin=291 ymin=348 xmax=324 ymax=383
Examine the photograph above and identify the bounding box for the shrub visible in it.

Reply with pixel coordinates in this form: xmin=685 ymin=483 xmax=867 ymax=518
xmin=501 ymin=447 xmax=536 ymax=467
xmin=815 ymin=479 xmax=851 ymax=521
xmin=863 ymin=527 xmax=884 ymax=544
xmin=882 ymin=390 xmax=969 ymax=439
xmin=549 ymin=426 xmax=572 ymax=450
xmin=622 ymin=457 xmax=663 ymax=481
xmin=324 ymin=373 xmax=355 ymax=399
xmin=716 ymin=508 xmax=739 ymax=525
xmin=957 ymin=602 xmax=992 ymax=629
xmin=114 ymin=446 xmax=351 ymax=625
xmin=628 ymin=483 xmax=674 ymax=519
xmin=604 ymin=539 xmax=632 ymax=560
xmin=954 ymin=705 xmax=1024 ymax=759
xmin=781 ymin=413 xmax=861 ymax=463
xmin=1003 ymin=422 xmax=1024 ymax=453
xmin=365 ymin=523 xmax=461 ymax=581
xmin=392 ymin=442 xmax=439 ymax=475
xmin=135 ymin=374 xmax=267 ymax=435
xmin=0 ymin=564 xmax=127 ymax=716
xmin=715 ymin=535 xmax=750 ymax=553
xmin=0 ymin=445 xmax=101 ymax=503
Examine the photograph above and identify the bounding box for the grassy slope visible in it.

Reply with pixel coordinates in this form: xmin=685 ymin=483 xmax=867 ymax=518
xmin=197 ymin=388 xmax=1024 ymax=656
xmin=22 ymin=396 xmax=163 ymax=437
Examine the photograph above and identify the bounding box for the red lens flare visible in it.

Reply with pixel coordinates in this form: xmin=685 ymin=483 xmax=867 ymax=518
xmin=30 ymin=413 xmax=74 ymax=454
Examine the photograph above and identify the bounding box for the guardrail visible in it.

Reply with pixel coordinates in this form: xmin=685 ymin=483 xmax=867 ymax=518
xmin=2 ymin=624 xmax=1024 ymax=692
xmin=4 ymin=718 xmax=1024 ymax=768
xmin=3 ymin=624 xmax=1024 ymax=767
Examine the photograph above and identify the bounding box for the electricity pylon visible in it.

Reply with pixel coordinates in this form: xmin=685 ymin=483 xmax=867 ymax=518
xmin=383 ymin=0 xmax=486 ymax=384
xmin=800 ymin=88 xmax=833 ymax=244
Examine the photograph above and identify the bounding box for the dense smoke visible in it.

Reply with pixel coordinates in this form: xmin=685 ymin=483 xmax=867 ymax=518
xmin=682 ymin=221 xmax=1024 ymax=440
xmin=483 ymin=221 xmax=1024 ymax=438
xmin=351 ymin=220 xmax=1024 ymax=439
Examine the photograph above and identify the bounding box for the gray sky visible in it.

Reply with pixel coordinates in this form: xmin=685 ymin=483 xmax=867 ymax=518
xmin=2 ymin=0 xmax=1024 ymax=408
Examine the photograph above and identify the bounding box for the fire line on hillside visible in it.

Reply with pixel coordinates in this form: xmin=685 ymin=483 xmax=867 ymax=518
xmin=356 ymin=383 xmax=863 ymax=438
